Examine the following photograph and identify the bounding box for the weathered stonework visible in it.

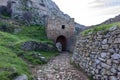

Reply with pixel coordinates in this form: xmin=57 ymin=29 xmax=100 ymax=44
xmin=72 ymin=26 xmax=120 ymax=80
xmin=46 ymin=16 xmax=75 ymax=51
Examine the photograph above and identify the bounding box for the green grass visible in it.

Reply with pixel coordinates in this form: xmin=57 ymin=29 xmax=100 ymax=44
xmin=0 ymin=24 xmax=58 ymax=79
xmin=15 ymin=25 xmax=53 ymax=44
xmin=15 ymin=25 xmax=46 ymax=40
xmin=0 ymin=31 xmax=32 ymax=80
xmin=0 ymin=46 xmax=30 ymax=80
xmin=82 ymin=22 xmax=120 ymax=36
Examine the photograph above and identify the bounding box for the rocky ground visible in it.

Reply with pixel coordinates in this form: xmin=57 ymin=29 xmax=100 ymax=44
xmin=31 ymin=52 xmax=88 ymax=80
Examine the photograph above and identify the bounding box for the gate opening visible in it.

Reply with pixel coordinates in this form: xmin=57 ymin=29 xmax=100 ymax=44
xmin=56 ymin=36 xmax=67 ymax=51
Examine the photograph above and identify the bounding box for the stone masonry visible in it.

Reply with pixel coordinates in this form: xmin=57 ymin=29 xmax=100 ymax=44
xmin=46 ymin=16 xmax=75 ymax=50
xmin=72 ymin=26 xmax=120 ymax=80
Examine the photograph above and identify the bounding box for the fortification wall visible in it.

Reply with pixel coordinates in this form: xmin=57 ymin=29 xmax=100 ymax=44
xmin=47 ymin=16 xmax=74 ymax=41
xmin=72 ymin=26 xmax=120 ymax=80
xmin=46 ymin=16 xmax=75 ymax=51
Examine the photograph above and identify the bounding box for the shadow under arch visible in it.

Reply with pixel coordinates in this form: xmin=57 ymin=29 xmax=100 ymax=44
xmin=56 ymin=35 xmax=67 ymax=51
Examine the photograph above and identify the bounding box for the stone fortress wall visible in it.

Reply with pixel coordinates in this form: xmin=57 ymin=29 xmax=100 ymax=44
xmin=72 ymin=26 xmax=120 ymax=80
xmin=46 ymin=16 xmax=75 ymax=51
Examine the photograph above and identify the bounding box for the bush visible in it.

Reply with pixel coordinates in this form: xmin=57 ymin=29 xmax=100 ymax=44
xmin=0 ymin=5 xmax=11 ymax=18
xmin=0 ymin=23 xmax=14 ymax=33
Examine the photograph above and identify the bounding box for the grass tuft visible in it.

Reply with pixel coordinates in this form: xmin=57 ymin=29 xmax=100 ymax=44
xmin=82 ymin=22 xmax=120 ymax=36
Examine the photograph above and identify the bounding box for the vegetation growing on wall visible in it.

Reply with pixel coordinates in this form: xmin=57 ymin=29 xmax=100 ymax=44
xmin=82 ymin=22 xmax=120 ymax=36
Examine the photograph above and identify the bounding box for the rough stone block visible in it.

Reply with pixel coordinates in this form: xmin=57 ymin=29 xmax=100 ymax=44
xmin=114 ymin=38 xmax=120 ymax=43
xmin=107 ymin=59 xmax=111 ymax=65
xmin=101 ymin=52 xmax=107 ymax=58
xmin=118 ymin=66 xmax=120 ymax=71
xmin=100 ymin=68 xmax=106 ymax=75
xmin=118 ymin=72 xmax=120 ymax=79
xmin=108 ymin=38 xmax=113 ymax=43
xmin=102 ymin=45 xmax=109 ymax=49
xmin=95 ymin=59 xmax=100 ymax=64
xmin=111 ymin=53 xmax=120 ymax=59
xmin=108 ymin=49 xmax=115 ymax=53
xmin=102 ymin=39 xmax=107 ymax=44
xmin=98 ymin=57 xmax=106 ymax=62
xmin=101 ymin=63 xmax=111 ymax=69
xmin=111 ymin=68 xmax=117 ymax=74
xmin=109 ymin=76 xmax=117 ymax=80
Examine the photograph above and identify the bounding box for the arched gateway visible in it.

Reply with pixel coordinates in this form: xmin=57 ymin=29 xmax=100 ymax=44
xmin=56 ymin=35 xmax=67 ymax=51
xmin=46 ymin=16 xmax=75 ymax=51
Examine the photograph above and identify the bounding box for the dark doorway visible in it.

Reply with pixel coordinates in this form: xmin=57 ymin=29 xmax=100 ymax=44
xmin=56 ymin=36 xmax=67 ymax=51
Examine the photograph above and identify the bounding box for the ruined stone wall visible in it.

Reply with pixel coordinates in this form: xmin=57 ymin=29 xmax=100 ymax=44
xmin=72 ymin=26 xmax=120 ymax=80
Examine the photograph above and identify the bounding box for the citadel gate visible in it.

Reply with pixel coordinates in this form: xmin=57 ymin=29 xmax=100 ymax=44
xmin=46 ymin=16 xmax=75 ymax=51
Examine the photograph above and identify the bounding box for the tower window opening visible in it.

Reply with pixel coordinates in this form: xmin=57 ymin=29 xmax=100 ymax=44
xmin=62 ymin=25 xmax=65 ymax=29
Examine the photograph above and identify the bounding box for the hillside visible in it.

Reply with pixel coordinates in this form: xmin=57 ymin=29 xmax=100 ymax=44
xmin=0 ymin=19 xmax=58 ymax=80
xmin=0 ymin=0 xmax=86 ymax=32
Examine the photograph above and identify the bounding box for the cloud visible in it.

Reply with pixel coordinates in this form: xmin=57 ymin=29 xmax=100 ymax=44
xmin=52 ymin=0 xmax=120 ymax=26
xmin=89 ymin=0 xmax=120 ymax=17
xmin=90 ymin=0 xmax=120 ymax=8
xmin=100 ymin=6 xmax=120 ymax=16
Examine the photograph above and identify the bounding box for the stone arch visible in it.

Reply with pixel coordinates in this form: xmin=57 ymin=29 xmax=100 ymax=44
xmin=56 ymin=35 xmax=67 ymax=51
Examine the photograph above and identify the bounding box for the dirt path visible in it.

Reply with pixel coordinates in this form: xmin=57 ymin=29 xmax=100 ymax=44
xmin=31 ymin=52 xmax=89 ymax=80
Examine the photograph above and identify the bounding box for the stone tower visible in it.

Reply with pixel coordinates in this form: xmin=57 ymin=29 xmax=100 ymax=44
xmin=46 ymin=16 xmax=75 ymax=51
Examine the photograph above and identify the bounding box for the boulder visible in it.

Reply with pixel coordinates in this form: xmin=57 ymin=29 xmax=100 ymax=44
xmin=14 ymin=74 xmax=28 ymax=80
xmin=56 ymin=42 xmax=62 ymax=52
xmin=39 ymin=56 xmax=47 ymax=63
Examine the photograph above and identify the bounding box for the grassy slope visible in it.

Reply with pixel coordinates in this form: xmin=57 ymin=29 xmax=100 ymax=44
xmin=0 ymin=24 xmax=58 ymax=80
xmin=82 ymin=22 xmax=120 ymax=36
xmin=0 ymin=31 xmax=31 ymax=80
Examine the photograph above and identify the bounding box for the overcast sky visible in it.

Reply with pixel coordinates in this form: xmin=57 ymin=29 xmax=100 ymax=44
xmin=52 ymin=0 xmax=120 ymax=26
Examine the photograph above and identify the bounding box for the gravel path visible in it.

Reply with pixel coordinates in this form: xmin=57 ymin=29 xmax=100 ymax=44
xmin=31 ymin=52 xmax=89 ymax=80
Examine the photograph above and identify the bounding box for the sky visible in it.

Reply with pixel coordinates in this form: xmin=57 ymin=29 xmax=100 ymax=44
xmin=52 ymin=0 xmax=120 ymax=26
